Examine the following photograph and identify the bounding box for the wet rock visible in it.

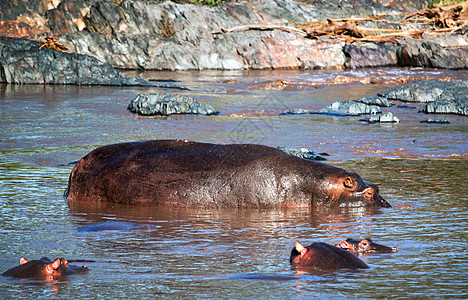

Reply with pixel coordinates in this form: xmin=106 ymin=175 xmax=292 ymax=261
xmin=148 ymin=79 xmax=190 ymax=91
xmin=0 ymin=37 xmax=150 ymax=85
xmin=420 ymin=98 xmax=468 ymax=116
xmin=277 ymin=146 xmax=326 ymax=161
xmin=312 ymin=100 xmax=381 ymax=116
xmin=344 ymin=42 xmax=399 ymax=68
xmin=378 ymin=79 xmax=468 ymax=103
xmin=279 ymin=108 xmax=312 ymax=115
xmin=420 ymin=119 xmax=451 ymax=124
xmin=356 ymin=95 xmax=392 ymax=107
xmin=397 ymin=36 xmax=468 ymax=70
xmin=128 ymin=93 xmax=219 ymax=116
xmin=397 ymin=105 xmax=417 ymax=109
xmin=360 ymin=112 xmax=400 ymax=123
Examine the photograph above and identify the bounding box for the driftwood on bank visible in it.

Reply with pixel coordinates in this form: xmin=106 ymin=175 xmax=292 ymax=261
xmin=213 ymin=24 xmax=307 ymax=36
xmin=213 ymin=3 xmax=468 ymax=43
xmin=38 ymin=35 xmax=68 ymax=51
xmin=405 ymin=1 xmax=468 ymax=28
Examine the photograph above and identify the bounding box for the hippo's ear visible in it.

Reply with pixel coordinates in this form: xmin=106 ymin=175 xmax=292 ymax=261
xmin=344 ymin=177 xmax=356 ymax=189
xmin=295 ymin=241 xmax=307 ymax=255
xmin=51 ymin=258 xmax=61 ymax=270
xmin=44 ymin=259 xmax=61 ymax=275
xmin=20 ymin=257 xmax=29 ymax=265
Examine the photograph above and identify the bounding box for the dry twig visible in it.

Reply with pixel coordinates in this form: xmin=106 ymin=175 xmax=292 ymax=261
xmin=39 ymin=35 xmax=68 ymax=51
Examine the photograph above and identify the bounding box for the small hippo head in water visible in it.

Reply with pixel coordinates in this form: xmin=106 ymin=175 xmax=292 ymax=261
xmin=2 ymin=257 xmax=89 ymax=279
xmin=335 ymin=238 xmax=398 ymax=254
xmin=290 ymin=241 xmax=369 ymax=271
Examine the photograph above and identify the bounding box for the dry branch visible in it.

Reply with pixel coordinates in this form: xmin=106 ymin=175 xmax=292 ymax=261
xmin=38 ymin=35 xmax=68 ymax=51
xmin=404 ymin=1 xmax=468 ymax=28
xmin=213 ymin=24 xmax=307 ymax=36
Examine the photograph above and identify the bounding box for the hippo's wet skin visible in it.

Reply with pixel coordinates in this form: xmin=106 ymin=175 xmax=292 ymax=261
xmin=2 ymin=257 xmax=89 ymax=279
xmin=290 ymin=241 xmax=369 ymax=270
xmin=336 ymin=238 xmax=399 ymax=254
xmin=66 ymin=140 xmax=391 ymax=208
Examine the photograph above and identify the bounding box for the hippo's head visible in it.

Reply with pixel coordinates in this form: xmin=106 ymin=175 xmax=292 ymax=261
xmin=335 ymin=238 xmax=398 ymax=254
xmin=2 ymin=257 xmax=89 ymax=279
xmin=56 ymin=258 xmax=90 ymax=275
xmin=327 ymin=172 xmax=391 ymax=208
xmin=1 ymin=257 xmax=62 ymax=279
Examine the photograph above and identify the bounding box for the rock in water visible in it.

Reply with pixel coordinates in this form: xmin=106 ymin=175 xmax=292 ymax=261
xmin=279 ymin=108 xmax=313 ymax=115
xmin=360 ymin=112 xmax=400 ymax=123
xmin=128 ymin=93 xmax=219 ymax=116
xmin=0 ymin=37 xmax=150 ymax=85
xmin=378 ymin=79 xmax=468 ymax=103
xmin=277 ymin=146 xmax=326 ymax=161
xmin=313 ymin=100 xmax=381 ymax=116
xmin=420 ymin=98 xmax=468 ymax=116
xmin=356 ymin=95 xmax=392 ymax=107
xmin=420 ymin=119 xmax=451 ymax=124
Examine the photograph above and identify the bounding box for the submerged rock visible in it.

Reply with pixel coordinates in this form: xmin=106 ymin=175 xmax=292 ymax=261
xmin=0 ymin=37 xmax=150 ymax=85
xmin=128 ymin=93 xmax=219 ymax=116
xmin=312 ymin=100 xmax=381 ymax=116
xmin=420 ymin=119 xmax=451 ymax=124
xmin=277 ymin=146 xmax=326 ymax=161
xmin=360 ymin=112 xmax=400 ymax=123
xmin=279 ymin=108 xmax=312 ymax=115
xmin=378 ymin=79 xmax=468 ymax=103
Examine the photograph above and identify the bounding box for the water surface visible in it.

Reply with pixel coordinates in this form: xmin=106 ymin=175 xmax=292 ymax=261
xmin=0 ymin=68 xmax=467 ymax=299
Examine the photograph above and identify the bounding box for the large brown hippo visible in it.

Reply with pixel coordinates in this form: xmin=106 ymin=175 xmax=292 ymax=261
xmin=66 ymin=140 xmax=391 ymax=208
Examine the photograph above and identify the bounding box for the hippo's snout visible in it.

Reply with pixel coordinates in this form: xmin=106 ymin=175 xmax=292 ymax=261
xmin=375 ymin=193 xmax=391 ymax=208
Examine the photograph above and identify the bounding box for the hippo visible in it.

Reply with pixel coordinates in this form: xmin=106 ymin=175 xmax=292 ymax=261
xmin=335 ymin=238 xmax=398 ymax=254
xmin=290 ymin=241 xmax=369 ymax=270
xmin=77 ymin=221 xmax=157 ymax=232
xmin=2 ymin=257 xmax=89 ymax=279
xmin=66 ymin=140 xmax=391 ymax=208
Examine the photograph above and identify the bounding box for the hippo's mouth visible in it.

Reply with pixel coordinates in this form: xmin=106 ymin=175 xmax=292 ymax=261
xmin=375 ymin=193 xmax=392 ymax=208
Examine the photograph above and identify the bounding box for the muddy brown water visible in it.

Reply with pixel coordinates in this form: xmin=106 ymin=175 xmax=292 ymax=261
xmin=0 ymin=68 xmax=467 ymax=298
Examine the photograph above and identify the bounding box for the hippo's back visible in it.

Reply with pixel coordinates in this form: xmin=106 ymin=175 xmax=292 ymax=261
xmin=66 ymin=140 xmax=314 ymax=207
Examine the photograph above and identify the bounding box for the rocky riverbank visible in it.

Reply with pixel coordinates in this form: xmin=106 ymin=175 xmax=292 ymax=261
xmin=1 ymin=0 xmax=467 ymax=75
xmin=0 ymin=36 xmax=149 ymax=85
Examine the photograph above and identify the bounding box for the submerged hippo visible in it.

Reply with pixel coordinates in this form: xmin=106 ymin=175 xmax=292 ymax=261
xmin=66 ymin=140 xmax=391 ymax=208
xmin=77 ymin=221 xmax=157 ymax=232
xmin=290 ymin=241 xmax=369 ymax=270
xmin=336 ymin=238 xmax=398 ymax=254
xmin=2 ymin=257 xmax=89 ymax=279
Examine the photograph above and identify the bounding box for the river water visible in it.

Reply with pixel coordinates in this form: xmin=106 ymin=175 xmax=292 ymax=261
xmin=0 ymin=68 xmax=467 ymax=299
